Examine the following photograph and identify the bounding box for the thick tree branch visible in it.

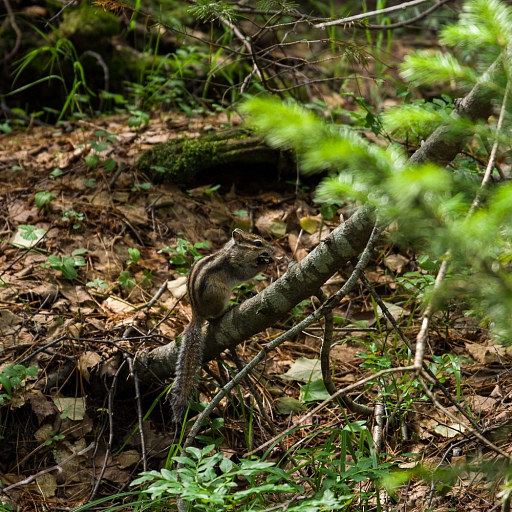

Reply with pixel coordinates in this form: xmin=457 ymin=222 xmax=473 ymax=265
xmin=136 ymin=205 xmax=376 ymax=383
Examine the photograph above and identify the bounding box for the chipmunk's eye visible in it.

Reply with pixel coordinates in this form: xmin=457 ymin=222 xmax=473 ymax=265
xmin=254 ymin=240 xmax=263 ymax=247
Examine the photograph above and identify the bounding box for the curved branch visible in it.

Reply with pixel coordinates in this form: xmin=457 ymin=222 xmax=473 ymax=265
xmin=318 ymin=289 xmax=372 ymax=416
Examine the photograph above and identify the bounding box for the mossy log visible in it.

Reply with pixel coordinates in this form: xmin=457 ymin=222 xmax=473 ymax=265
xmin=136 ymin=128 xmax=295 ymax=187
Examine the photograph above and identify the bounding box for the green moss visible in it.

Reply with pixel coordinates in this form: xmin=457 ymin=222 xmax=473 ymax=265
xmin=137 ymin=130 xmax=251 ymax=186
xmin=137 ymin=138 xmax=222 ymax=185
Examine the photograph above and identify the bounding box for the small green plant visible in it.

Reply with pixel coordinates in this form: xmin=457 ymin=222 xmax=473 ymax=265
xmin=86 ymin=278 xmax=109 ymax=290
xmin=126 ymin=248 xmax=141 ymax=266
xmin=127 ymin=109 xmax=150 ymax=129
xmin=131 ymin=182 xmax=151 ymax=192
xmin=160 ymin=238 xmax=211 ymax=274
xmin=44 ymin=248 xmax=87 ymax=280
xmin=203 ymin=184 xmax=221 ymax=196
xmin=82 ymin=178 xmax=97 ymax=188
xmin=129 ymin=426 xmax=394 ymax=511
xmin=44 ymin=431 xmax=65 ymax=446
xmin=81 ymin=130 xmax=118 ymax=169
xmin=232 ymin=275 xmax=267 ymax=303
xmin=118 ymin=270 xmax=136 ymax=289
xmin=34 ymin=191 xmax=56 ymax=210
xmin=132 ymin=444 xmax=301 ymax=510
xmin=62 ymin=209 xmax=85 ymax=229
xmin=142 ymin=269 xmax=153 ymax=285
xmin=429 ymin=353 xmax=470 ymax=401
xmin=397 ymin=254 xmax=438 ymax=298
xmin=50 ymin=167 xmax=63 ymax=178
xmin=0 ymin=121 xmax=12 ymax=134
xmin=85 ymin=153 xmax=100 ymax=168
xmin=0 ymin=364 xmax=38 ymax=406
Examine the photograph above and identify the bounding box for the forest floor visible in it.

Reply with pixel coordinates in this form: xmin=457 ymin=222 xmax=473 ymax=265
xmin=0 ymin=110 xmax=511 ymax=511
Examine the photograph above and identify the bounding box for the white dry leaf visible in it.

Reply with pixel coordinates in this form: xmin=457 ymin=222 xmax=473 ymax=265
xmin=52 ymin=397 xmax=87 ymax=421
xmin=433 ymin=422 xmax=467 ymax=438
xmin=11 ymin=226 xmax=46 ymax=248
xmin=377 ymin=301 xmax=408 ymax=322
xmin=102 ymin=297 xmax=136 ymax=314
xmin=281 ymin=357 xmax=322 ymax=382
xmin=167 ymin=276 xmax=187 ymax=298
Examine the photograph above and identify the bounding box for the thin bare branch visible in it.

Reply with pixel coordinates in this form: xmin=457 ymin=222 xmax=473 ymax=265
xmin=315 ymin=0 xmax=439 ymax=29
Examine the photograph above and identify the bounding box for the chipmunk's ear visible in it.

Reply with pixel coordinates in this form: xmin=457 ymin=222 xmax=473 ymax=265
xmin=232 ymin=228 xmax=244 ymax=242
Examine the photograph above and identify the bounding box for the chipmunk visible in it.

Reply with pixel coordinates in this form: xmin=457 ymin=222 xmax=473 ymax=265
xmin=170 ymin=228 xmax=274 ymax=423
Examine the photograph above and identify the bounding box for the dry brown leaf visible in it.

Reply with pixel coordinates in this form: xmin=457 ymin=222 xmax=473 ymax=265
xmin=256 ymin=213 xmax=287 ymax=237
xmin=384 ymin=253 xmax=408 ymax=273
xmin=77 ymin=352 xmax=102 ymax=383
xmin=90 ymin=190 xmax=112 ymax=206
xmin=58 ymin=284 xmax=94 ymax=306
xmin=0 ymin=310 xmax=23 ymax=335
xmin=116 ymin=450 xmax=140 ymax=469
xmin=101 ymin=465 xmax=131 ymax=484
xmin=33 ymin=473 xmax=57 ymax=498
xmin=465 ymin=342 xmax=507 ymax=364
xmin=34 ymin=424 xmax=54 ymax=443
xmin=52 ymin=397 xmax=87 ymax=421
xmin=116 ymin=204 xmax=148 ymax=226
xmin=53 ymin=438 xmax=89 ymax=484
xmin=27 ymin=389 xmax=58 ymax=422
xmin=466 ymin=394 xmax=497 ymax=414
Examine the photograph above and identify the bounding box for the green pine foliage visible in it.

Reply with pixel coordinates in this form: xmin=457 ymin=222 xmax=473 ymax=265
xmin=242 ymin=0 xmax=512 ymax=342
xmin=401 ymin=52 xmax=478 ymax=86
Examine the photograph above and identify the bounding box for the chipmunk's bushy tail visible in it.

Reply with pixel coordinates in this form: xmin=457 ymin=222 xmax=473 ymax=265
xmin=170 ymin=317 xmax=204 ymax=423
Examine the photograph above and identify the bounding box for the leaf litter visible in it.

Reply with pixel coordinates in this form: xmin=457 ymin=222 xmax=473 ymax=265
xmin=0 ymin=111 xmax=510 ymax=511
